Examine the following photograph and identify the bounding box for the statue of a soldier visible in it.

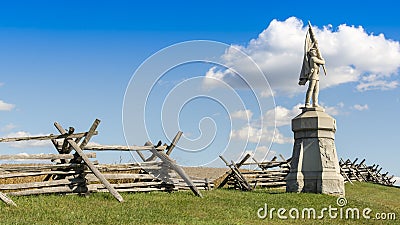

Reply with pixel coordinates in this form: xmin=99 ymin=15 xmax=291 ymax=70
xmin=299 ymin=22 xmax=327 ymax=108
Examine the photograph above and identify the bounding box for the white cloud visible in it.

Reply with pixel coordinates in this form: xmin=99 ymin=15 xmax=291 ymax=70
xmin=230 ymin=121 xmax=292 ymax=145
xmin=0 ymin=100 xmax=15 ymax=111
xmin=272 ymin=129 xmax=293 ymax=144
xmin=203 ymin=67 xmax=237 ymax=88
xmin=356 ymin=74 xmax=399 ymax=91
xmin=231 ymin=109 xmax=253 ymax=120
xmin=313 ymin=102 xmax=345 ymax=116
xmin=230 ymin=125 xmax=262 ymax=143
xmin=230 ymin=104 xmax=303 ymax=145
xmin=5 ymin=131 xmax=53 ymax=148
xmin=258 ymin=147 xmax=276 ymax=160
xmin=356 ymin=79 xmax=398 ymax=91
xmin=394 ymin=177 xmax=400 ymax=187
xmin=353 ymin=104 xmax=369 ymax=111
xmin=204 ymin=17 xmax=400 ymax=95
xmin=264 ymin=103 xmax=302 ymax=127
xmin=324 ymin=106 xmax=340 ymax=116
xmin=230 ymin=102 xmax=345 ymax=146
xmin=0 ymin=123 xmax=16 ymax=132
xmin=261 ymin=89 xmax=275 ymax=98
xmin=243 ymin=147 xmax=276 ymax=162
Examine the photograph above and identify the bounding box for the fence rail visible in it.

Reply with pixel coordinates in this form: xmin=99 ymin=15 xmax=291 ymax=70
xmin=0 ymin=119 xmax=209 ymax=207
xmin=340 ymin=158 xmax=396 ymax=186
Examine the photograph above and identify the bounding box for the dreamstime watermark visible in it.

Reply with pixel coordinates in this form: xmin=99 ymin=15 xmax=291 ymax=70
xmin=257 ymin=197 xmax=396 ymax=221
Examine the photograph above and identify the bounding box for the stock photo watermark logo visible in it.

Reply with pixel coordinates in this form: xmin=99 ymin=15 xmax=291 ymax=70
xmin=257 ymin=197 xmax=396 ymax=221
xmin=122 ymin=40 xmax=276 ymax=170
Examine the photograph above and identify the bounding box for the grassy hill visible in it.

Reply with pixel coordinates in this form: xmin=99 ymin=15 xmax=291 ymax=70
xmin=0 ymin=182 xmax=398 ymax=224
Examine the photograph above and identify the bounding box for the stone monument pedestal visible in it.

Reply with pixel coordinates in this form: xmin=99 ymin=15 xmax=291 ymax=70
xmin=286 ymin=107 xmax=345 ymax=196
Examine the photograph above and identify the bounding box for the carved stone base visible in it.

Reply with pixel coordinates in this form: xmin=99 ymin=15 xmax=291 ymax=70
xmin=286 ymin=107 xmax=345 ymax=196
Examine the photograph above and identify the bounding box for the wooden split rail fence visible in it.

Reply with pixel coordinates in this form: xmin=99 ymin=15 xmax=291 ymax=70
xmin=218 ymin=154 xmax=291 ymax=191
xmin=0 ymin=119 xmax=211 ymax=206
xmin=218 ymin=155 xmax=397 ymax=191
xmin=340 ymin=158 xmax=396 ymax=186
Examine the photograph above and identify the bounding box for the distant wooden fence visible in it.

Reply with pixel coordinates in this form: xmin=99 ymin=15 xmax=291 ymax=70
xmin=340 ymin=158 xmax=396 ymax=186
xmin=218 ymin=155 xmax=397 ymax=191
xmin=0 ymin=119 xmax=211 ymax=207
xmin=217 ymin=154 xmax=290 ymax=191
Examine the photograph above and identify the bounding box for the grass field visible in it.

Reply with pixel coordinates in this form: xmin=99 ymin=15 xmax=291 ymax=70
xmin=0 ymin=182 xmax=399 ymax=224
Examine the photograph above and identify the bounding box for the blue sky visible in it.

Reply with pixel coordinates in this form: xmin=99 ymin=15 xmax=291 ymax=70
xmin=0 ymin=1 xmax=399 ymax=182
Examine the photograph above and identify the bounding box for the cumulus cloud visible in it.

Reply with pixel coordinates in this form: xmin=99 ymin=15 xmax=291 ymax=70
xmin=204 ymin=17 xmax=400 ymax=95
xmin=0 ymin=100 xmax=15 ymax=111
xmin=229 ymin=102 xmax=344 ymax=146
xmin=230 ymin=125 xmax=292 ymax=145
xmin=231 ymin=109 xmax=253 ymax=120
xmin=321 ymin=102 xmax=345 ymax=116
xmin=353 ymin=104 xmax=369 ymax=111
xmin=230 ymin=104 xmax=302 ymax=145
xmin=264 ymin=103 xmax=302 ymax=127
xmin=5 ymin=131 xmax=52 ymax=148
xmin=356 ymin=74 xmax=398 ymax=91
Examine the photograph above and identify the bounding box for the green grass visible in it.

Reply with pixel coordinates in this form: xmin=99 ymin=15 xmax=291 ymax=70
xmin=0 ymin=182 xmax=398 ymax=224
